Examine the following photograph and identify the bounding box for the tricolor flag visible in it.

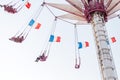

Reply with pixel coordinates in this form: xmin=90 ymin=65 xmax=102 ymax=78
xmin=49 ymin=35 xmax=61 ymax=42
xmin=35 ymin=23 xmax=41 ymax=29
xmin=111 ymin=37 xmax=116 ymax=43
xmin=78 ymin=41 xmax=89 ymax=49
xmin=25 ymin=2 xmax=31 ymax=9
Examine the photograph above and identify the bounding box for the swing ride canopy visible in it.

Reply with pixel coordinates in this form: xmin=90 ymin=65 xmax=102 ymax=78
xmin=8 ymin=0 xmax=120 ymax=43
xmin=44 ymin=0 xmax=120 ymax=24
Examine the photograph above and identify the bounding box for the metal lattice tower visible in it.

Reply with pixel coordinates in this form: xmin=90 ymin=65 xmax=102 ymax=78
xmin=92 ymin=12 xmax=118 ymax=80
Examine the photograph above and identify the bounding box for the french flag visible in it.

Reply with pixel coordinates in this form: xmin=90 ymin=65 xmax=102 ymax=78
xmin=78 ymin=41 xmax=89 ymax=49
xmin=49 ymin=35 xmax=61 ymax=42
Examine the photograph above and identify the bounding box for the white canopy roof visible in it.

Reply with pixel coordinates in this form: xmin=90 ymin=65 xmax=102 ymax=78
xmin=44 ymin=0 xmax=120 ymax=25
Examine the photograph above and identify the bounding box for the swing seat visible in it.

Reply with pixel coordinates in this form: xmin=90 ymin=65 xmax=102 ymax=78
xmin=39 ymin=55 xmax=47 ymax=61
xmin=9 ymin=36 xmax=24 ymax=43
xmin=4 ymin=5 xmax=17 ymax=14
xmin=17 ymin=36 xmax=24 ymax=43
xmin=15 ymin=36 xmax=24 ymax=43
xmin=75 ymin=64 xmax=80 ymax=69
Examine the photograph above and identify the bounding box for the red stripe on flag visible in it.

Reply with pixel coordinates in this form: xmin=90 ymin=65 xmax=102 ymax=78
xmin=85 ymin=41 xmax=89 ymax=47
xmin=35 ymin=23 xmax=41 ymax=29
xmin=55 ymin=36 xmax=61 ymax=42
xmin=111 ymin=37 xmax=116 ymax=43
xmin=25 ymin=2 xmax=31 ymax=9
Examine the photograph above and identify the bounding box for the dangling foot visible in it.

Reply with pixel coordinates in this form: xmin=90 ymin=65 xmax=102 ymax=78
xmin=75 ymin=64 xmax=80 ymax=69
xmin=35 ymin=57 xmax=40 ymax=62
xmin=9 ymin=37 xmax=16 ymax=41
xmin=0 ymin=4 xmax=3 ymax=7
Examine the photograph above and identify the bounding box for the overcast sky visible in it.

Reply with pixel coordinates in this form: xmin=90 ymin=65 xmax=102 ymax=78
xmin=0 ymin=0 xmax=120 ymax=80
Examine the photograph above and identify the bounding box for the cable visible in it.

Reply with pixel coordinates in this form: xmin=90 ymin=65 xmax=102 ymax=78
xmin=45 ymin=3 xmax=76 ymax=25
xmin=74 ymin=24 xmax=81 ymax=69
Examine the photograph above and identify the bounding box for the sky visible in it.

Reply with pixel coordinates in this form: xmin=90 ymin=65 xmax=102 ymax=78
xmin=0 ymin=0 xmax=120 ymax=80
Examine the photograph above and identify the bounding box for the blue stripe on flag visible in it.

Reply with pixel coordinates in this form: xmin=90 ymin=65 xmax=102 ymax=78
xmin=78 ymin=42 xmax=82 ymax=49
xmin=49 ymin=35 xmax=54 ymax=42
xmin=28 ymin=19 xmax=35 ymax=26
xmin=106 ymin=40 xmax=109 ymax=45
